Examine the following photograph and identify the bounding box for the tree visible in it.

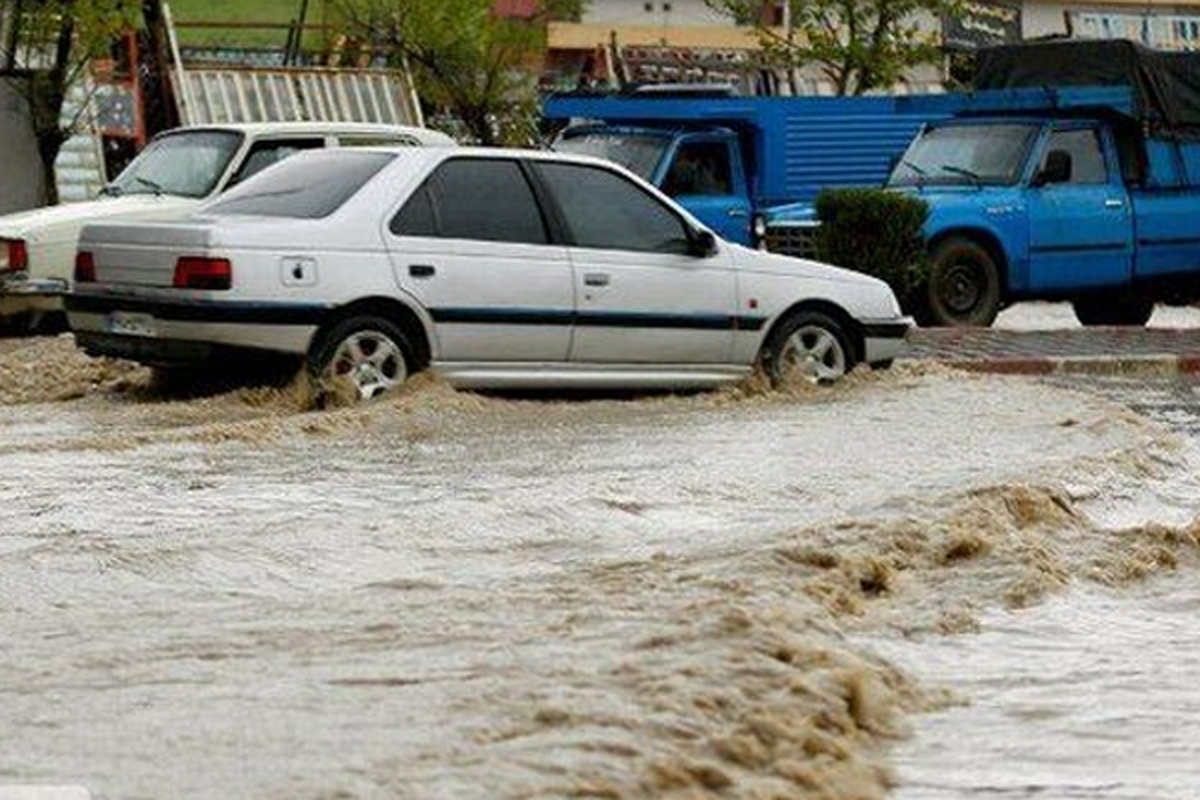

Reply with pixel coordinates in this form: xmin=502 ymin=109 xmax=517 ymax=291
xmin=328 ymin=0 xmax=586 ymax=145
xmin=7 ymin=0 xmax=140 ymax=205
xmin=707 ymin=0 xmax=959 ymax=96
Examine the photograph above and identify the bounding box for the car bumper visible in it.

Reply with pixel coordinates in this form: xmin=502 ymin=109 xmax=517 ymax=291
xmin=66 ymin=292 xmax=323 ymax=366
xmin=861 ymin=317 xmax=913 ymax=365
xmin=0 ymin=275 xmax=68 ymax=318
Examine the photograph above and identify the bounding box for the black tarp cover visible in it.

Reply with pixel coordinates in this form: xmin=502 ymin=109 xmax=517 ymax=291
xmin=975 ymin=39 xmax=1200 ymax=138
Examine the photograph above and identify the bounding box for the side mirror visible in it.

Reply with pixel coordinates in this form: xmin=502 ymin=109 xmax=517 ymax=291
xmin=688 ymin=228 xmax=718 ymax=258
xmin=1033 ymin=149 xmax=1072 ymax=187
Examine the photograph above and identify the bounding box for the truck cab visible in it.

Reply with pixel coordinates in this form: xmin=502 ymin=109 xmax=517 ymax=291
xmin=552 ymin=123 xmax=754 ymax=244
xmin=889 ymin=113 xmax=1146 ymax=326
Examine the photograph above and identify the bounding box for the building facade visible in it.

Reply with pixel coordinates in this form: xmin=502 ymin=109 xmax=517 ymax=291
xmin=541 ymin=0 xmax=1200 ymax=93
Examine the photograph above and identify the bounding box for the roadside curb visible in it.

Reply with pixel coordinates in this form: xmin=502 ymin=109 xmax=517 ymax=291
xmin=909 ymin=353 xmax=1200 ymax=377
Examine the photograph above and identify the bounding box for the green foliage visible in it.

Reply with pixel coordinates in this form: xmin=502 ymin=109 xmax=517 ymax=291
xmin=813 ymin=187 xmax=929 ymax=299
xmin=10 ymin=0 xmax=141 ymax=204
xmin=705 ymin=0 xmax=959 ymax=95
xmin=328 ymin=0 xmax=584 ymax=145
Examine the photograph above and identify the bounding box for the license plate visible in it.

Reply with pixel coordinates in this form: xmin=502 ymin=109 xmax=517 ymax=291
xmin=106 ymin=311 xmax=157 ymax=338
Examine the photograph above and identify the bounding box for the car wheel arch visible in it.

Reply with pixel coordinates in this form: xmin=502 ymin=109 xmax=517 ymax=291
xmin=760 ymin=299 xmax=864 ymax=366
xmin=926 ymin=228 xmax=1009 ymax=295
xmin=312 ymin=297 xmax=432 ymax=371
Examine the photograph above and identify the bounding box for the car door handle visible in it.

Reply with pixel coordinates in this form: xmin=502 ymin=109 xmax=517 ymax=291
xmin=727 ymin=208 xmax=749 ymax=218
xmin=409 ymin=264 xmax=436 ymax=278
xmin=1104 ymin=199 xmax=1124 ymax=209
xmin=583 ymin=272 xmax=610 ymax=287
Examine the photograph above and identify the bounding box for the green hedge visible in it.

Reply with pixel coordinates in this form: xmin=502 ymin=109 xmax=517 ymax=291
xmin=813 ymin=188 xmax=929 ymax=303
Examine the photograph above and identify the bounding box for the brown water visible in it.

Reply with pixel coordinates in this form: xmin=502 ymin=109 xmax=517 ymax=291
xmin=1 ymin=337 xmax=1197 ymax=799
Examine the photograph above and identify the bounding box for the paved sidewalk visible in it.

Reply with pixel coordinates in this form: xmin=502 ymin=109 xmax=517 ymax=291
xmin=904 ymin=326 xmax=1200 ymax=375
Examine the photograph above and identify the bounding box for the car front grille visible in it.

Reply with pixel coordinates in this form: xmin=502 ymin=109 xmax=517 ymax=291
xmin=763 ymin=222 xmax=820 ymax=260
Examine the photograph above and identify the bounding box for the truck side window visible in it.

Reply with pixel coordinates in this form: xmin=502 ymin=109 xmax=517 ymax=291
xmin=1041 ymin=129 xmax=1107 ymax=185
xmin=663 ymin=142 xmax=732 ymax=196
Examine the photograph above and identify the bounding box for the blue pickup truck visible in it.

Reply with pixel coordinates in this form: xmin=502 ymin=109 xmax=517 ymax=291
xmin=886 ymin=39 xmax=1200 ymax=327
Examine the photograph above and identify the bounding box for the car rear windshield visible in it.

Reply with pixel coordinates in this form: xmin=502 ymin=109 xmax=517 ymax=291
xmin=203 ymin=150 xmax=397 ymax=218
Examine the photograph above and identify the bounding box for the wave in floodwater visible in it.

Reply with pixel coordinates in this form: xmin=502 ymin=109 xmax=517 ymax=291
xmin=1 ymin=337 xmax=1198 ymax=799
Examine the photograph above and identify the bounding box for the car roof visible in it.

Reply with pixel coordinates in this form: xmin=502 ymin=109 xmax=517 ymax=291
xmin=152 ymin=121 xmax=456 ymax=145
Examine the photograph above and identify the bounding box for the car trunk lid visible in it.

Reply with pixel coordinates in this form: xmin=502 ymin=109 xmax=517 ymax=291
xmin=78 ymin=220 xmax=220 ymax=288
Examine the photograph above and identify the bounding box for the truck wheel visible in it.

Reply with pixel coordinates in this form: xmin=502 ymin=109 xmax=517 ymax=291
xmin=923 ymin=238 xmax=1002 ymax=327
xmin=761 ymin=310 xmax=856 ymax=387
xmin=308 ymin=315 xmax=415 ymax=404
xmin=1072 ymin=295 xmax=1154 ymax=327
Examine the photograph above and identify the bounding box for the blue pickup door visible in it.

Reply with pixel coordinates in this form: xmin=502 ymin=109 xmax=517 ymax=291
xmin=1025 ymin=123 xmax=1133 ymax=292
xmin=657 ymin=135 xmax=753 ymax=245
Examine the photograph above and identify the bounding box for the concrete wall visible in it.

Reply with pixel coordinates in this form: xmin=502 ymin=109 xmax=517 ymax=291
xmin=0 ymin=77 xmax=45 ymax=214
xmin=583 ymin=0 xmax=733 ymax=27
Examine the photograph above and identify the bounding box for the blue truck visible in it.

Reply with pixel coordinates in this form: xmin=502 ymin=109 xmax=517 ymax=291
xmin=542 ymin=89 xmax=965 ymax=251
xmin=544 ymin=39 xmax=1200 ymax=327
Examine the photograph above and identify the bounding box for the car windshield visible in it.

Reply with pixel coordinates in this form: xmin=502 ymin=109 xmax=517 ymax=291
xmin=887 ymin=122 xmax=1039 ymax=187
xmin=202 ymin=150 xmax=396 ymax=219
xmin=552 ymin=130 xmax=670 ymax=180
xmin=106 ymin=129 xmax=244 ymax=198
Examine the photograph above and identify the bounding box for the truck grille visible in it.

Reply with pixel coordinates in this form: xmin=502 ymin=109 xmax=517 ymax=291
xmin=764 ymin=222 xmax=820 ymax=260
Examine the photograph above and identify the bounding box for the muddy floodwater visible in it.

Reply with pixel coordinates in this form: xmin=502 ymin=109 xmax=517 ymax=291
xmin=2 ymin=336 xmax=1199 ymax=799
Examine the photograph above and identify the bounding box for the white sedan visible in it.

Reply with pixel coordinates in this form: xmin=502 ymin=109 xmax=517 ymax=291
xmin=66 ymin=146 xmax=911 ymax=399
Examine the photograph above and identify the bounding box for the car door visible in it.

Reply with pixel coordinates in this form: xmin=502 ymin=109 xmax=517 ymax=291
xmin=531 ymin=159 xmax=737 ymax=365
xmin=659 ymin=136 xmax=753 ymax=245
xmin=1026 ymin=125 xmax=1133 ymax=292
xmin=385 ymin=157 xmax=574 ymax=363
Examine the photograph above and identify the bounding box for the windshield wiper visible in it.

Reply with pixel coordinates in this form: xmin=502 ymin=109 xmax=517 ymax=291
xmin=940 ymin=164 xmax=983 ymax=184
xmin=901 ymin=159 xmax=928 ymax=177
xmin=133 ymin=175 xmax=165 ymax=195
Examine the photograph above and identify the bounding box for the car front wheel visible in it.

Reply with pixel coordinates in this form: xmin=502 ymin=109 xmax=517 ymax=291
xmin=762 ymin=310 xmax=855 ymax=387
xmin=309 ymin=315 xmax=414 ymax=403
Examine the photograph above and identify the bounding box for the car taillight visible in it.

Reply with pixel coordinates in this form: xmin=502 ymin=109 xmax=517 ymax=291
xmin=74 ymin=251 xmax=96 ymax=283
xmin=1 ymin=238 xmax=28 ymax=274
xmin=173 ymin=256 xmax=232 ymax=290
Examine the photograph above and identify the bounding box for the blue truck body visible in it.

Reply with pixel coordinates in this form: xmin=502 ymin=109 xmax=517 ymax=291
xmin=542 ymin=91 xmax=966 ymax=247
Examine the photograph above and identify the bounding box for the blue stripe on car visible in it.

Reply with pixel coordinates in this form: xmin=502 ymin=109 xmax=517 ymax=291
xmin=68 ymin=295 xmax=770 ymax=332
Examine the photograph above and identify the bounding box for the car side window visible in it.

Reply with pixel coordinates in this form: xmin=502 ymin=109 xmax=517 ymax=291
xmin=227 ymin=138 xmax=326 ymax=187
xmin=391 ymin=158 xmax=548 ymax=244
xmin=337 ymin=135 xmax=421 ymax=147
xmin=534 ymin=161 xmax=693 ymax=254
xmin=1042 ymin=128 xmax=1108 ymax=185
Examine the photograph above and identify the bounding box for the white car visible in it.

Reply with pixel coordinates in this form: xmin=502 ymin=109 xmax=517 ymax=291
xmin=0 ymin=121 xmax=455 ymax=331
xmin=67 ymin=146 xmax=911 ymax=398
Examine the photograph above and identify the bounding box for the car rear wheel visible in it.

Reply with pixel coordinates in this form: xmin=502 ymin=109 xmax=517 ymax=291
xmin=762 ymin=310 xmax=855 ymax=387
xmin=309 ymin=315 xmax=414 ymax=403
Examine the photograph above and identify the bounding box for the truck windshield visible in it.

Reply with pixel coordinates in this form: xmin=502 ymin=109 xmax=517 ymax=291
xmin=552 ymin=131 xmax=670 ymax=181
xmin=888 ymin=123 xmax=1038 ymax=187
xmin=106 ymin=129 xmax=244 ymax=198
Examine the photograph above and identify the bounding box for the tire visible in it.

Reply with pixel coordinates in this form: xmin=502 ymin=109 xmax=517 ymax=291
xmin=308 ymin=315 xmax=415 ymax=403
xmin=761 ymin=310 xmax=856 ymax=387
xmin=1072 ymin=295 xmax=1154 ymax=327
xmin=922 ymin=237 xmax=1002 ymax=327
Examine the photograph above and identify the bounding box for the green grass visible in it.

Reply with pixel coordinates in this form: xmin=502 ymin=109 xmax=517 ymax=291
xmin=165 ymin=0 xmax=336 ymax=50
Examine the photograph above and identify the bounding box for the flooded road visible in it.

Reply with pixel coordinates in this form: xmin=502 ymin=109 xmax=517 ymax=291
xmin=2 ymin=337 xmax=1199 ymax=799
